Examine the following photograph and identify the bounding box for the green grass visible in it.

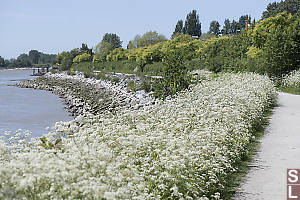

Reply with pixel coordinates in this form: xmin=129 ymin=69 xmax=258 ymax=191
xmin=279 ymin=87 xmax=300 ymax=95
xmin=221 ymin=105 xmax=275 ymax=199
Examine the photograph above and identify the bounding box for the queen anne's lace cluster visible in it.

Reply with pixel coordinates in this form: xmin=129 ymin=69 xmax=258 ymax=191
xmin=0 ymin=73 xmax=277 ymax=199
xmin=282 ymin=70 xmax=300 ymax=88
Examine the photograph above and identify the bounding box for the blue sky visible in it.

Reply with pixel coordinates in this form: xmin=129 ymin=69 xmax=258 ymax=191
xmin=0 ymin=0 xmax=277 ymax=59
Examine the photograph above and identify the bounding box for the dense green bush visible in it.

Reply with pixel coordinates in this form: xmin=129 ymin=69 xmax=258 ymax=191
xmin=106 ymin=48 xmax=127 ymax=61
xmin=153 ymin=41 xmax=193 ymax=98
xmin=196 ymin=33 xmax=251 ymax=72
xmin=185 ymin=58 xmax=204 ymax=71
xmin=73 ymin=53 xmax=92 ymax=63
xmin=127 ymin=80 xmax=137 ymax=91
xmin=247 ymin=12 xmax=300 ymax=77
xmin=143 ymin=62 xmax=165 ymax=76
xmin=57 ymin=12 xmax=300 ymax=87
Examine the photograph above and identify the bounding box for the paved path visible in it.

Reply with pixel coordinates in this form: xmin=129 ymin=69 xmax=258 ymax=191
xmin=234 ymin=92 xmax=300 ymax=200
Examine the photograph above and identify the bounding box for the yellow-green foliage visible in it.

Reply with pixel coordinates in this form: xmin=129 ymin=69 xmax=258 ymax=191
xmin=162 ymin=35 xmax=203 ymax=62
xmin=131 ymin=34 xmax=203 ymax=67
xmin=92 ymin=55 xmax=102 ymax=63
xmin=73 ymin=53 xmax=91 ymax=63
xmin=106 ymin=34 xmax=204 ymax=68
xmin=247 ymin=12 xmax=300 ymax=76
xmin=196 ymin=36 xmax=230 ymax=59
xmin=248 ymin=12 xmax=293 ymax=48
xmin=246 ymin=46 xmax=263 ymax=58
xmin=93 ymin=41 xmax=114 ymax=62
xmin=126 ymin=48 xmax=140 ymax=61
xmin=106 ymin=48 xmax=127 ymax=61
xmin=56 ymin=51 xmax=68 ymax=64
xmin=135 ymin=42 xmax=164 ymax=66
xmin=195 ymin=34 xmax=251 ymax=72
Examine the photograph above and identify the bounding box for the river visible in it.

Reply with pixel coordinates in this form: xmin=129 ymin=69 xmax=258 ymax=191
xmin=0 ymin=69 xmax=72 ymax=137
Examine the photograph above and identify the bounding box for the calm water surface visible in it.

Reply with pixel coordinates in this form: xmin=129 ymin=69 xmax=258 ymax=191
xmin=0 ymin=69 xmax=72 ymax=137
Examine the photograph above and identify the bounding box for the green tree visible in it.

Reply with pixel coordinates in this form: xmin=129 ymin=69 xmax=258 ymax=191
xmin=29 ymin=50 xmax=40 ymax=64
xmin=127 ymin=35 xmax=141 ymax=49
xmin=238 ymin=15 xmax=251 ymax=31
xmin=73 ymin=53 xmax=92 ymax=63
xmin=93 ymin=41 xmax=114 ymax=62
xmin=262 ymin=0 xmax=300 ymax=19
xmin=230 ymin=20 xmax=239 ymax=34
xmin=106 ymin=48 xmax=127 ymax=61
xmin=38 ymin=53 xmax=56 ymax=64
xmin=102 ymin=33 xmax=122 ymax=49
xmin=154 ymin=42 xmax=194 ymax=98
xmin=17 ymin=54 xmax=31 ymax=67
xmin=127 ymin=31 xmax=167 ymax=49
xmin=209 ymin=20 xmax=221 ymax=36
xmin=196 ymin=32 xmax=251 ymax=73
xmin=222 ymin=19 xmax=231 ymax=35
xmin=60 ymin=54 xmax=73 ymax=71
xmin=183 ymin=10 xmax=202 ymax=38
xmin=56 ymin=48 xmax=79 ymax=70
xmin=248 ymin=12 xmax=300 ymax=76
xmin=80 ymin=43 xmax=93 ymax=56
xmin=171 ymin=20 xmax=184 ymax=39
xmin=137 ymin=31 xmax=167 ymax=47
xmin=0 ymin=56 xmax=4 ymax=67
xmin=56 ymin=51 xmax=68 ymax=64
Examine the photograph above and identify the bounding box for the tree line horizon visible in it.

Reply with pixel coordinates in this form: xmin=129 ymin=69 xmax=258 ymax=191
xmin=0 ymin=8 xmax=258 ymax=68
xmin=1 ymin=0 xmax=299 ymax=72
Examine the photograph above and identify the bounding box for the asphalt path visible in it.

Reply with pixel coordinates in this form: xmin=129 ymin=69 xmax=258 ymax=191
xmin=234 ymin=92 xmax=300 ymax=200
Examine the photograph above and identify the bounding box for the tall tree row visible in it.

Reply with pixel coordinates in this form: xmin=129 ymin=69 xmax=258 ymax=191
xmin=208 ymin=21 xmax=220 ymax=36
xmin=262 ymin=0 xmax=300 ymax=19
xmin=172 ymin=10 xmax=202 ymax=39
xmin=0 ymin=51 xmax=56 ymax=69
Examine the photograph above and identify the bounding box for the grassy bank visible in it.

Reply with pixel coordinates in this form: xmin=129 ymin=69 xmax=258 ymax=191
xmin=280 ymin=70 xmax=300 ymax=95
xmin=279 ymin=87 xmax=300 ymax=95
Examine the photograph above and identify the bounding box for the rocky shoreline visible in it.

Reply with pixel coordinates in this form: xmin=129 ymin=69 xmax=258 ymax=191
xmin=17 ymin=73 xmax=156 ymax=117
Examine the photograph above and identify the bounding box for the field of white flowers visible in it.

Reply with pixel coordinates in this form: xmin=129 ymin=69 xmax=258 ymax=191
xmin=282 ymin=69 xmax=300 ymax=88
xmin=0 ymin=73 xmax=277 ymax=199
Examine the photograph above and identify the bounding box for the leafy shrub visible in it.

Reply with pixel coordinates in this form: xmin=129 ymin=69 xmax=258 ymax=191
xmin=196 ymin=33 xmax=251 ymax=73
xmin=247 ymin=12 xmax=300 ymax=77
xmin=67 ymin=68 xmax=76 ymax=76
xmin=106 ymin=48 xmax=127 ymax=61
xmin=143 ymin=62 xmax=165 ymax=76
xmin=111 ymin=77 xmax=120 ymax=83
xmin=185 ymin=58 xmax=204 ymax=71
xmin=83 ymin=71 xmax=94 ymax=78
xmin=127 ymin=80 xmax=136 ymax=91
xmin=157 ymin=41 xmax=193 ymax=98
xmin=73 ymin=53 xmax=92 ymax=63
xmin=94 ymin=71 xmax=109 ymax=80
xmin=138 ymin=80 xmax=152 ymax=92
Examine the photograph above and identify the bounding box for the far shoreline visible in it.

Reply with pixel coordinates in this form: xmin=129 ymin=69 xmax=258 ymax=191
xmin=0 ymin=67 xmax=35 ymax=71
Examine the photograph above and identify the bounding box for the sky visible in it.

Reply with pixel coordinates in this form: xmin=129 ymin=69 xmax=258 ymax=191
xmin=0 ymin=0 xmax=278 ymax=59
